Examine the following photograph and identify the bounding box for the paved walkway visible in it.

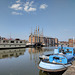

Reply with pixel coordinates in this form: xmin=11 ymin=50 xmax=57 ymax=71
xmin=63 ymin=61 xmax=75 ymax=75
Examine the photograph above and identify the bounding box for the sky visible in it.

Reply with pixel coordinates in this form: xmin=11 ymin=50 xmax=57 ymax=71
xmin=0 ymin=0 xmax=75 ymax=41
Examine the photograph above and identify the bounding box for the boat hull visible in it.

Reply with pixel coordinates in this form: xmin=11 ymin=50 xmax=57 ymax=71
xmin=38 ymin=61 xmax=71 ymax=72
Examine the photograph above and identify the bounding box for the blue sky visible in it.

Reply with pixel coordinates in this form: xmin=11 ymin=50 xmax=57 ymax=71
xmin=0 ymin=0 xmax=75 ymax=41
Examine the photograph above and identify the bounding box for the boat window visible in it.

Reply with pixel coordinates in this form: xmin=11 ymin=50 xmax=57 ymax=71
xmin=42 ymin=59 xmax=49 ymax=62
xmin=65 ymin=49 xmax=73 ymax=53
xmin=53 ymin=57 xmax=59 ymax=60
xmin=16 ymin=41 xmax=18 ymax=43
xmin=67 ymin=49 xmax=69 ymax=52
xmin=10 ymin=54 xmax=14 ymax=56
xmin=59 ymin=48 xmax=61 ymax=52
xmin=6 ymin=40 xmax=8 ymax=43
xmin=73 ymin=49 xmax=75 ymax=54
xmin=2 ymin=55 xmax=8 ymax=58
xmin=11 ymin=41 xmax=14 ymax=43
xmin=61 ymin=49 xmax=66 ymax=54
xmin=20 ymin=41 xmax=22 ymax=43
xmin=3 ymin=40 xmax=5 ymax=43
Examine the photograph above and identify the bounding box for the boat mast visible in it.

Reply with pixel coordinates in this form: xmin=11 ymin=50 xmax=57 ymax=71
xmin=38 ymin=26 xmax=39 ymax=43
xmin=31 ymin=27 xmax=32 ymax=45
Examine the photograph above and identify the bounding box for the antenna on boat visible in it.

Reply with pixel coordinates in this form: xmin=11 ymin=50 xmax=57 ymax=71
xmin=61 ymin=44 xmax=63 ymax=50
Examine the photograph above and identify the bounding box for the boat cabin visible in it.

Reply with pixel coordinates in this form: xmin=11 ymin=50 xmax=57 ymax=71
xmin=49 ymin=47 xmax=75 ymax=64
xmin=58 ymin=47 xmax=75 ymax=56
xmin=49 ymin=54 xmax=74 ymax=64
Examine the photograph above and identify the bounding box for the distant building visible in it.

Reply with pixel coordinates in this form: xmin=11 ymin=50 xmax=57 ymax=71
xmin=0 ymin=36 xmax=25 ymax=44
xmin=68 ymin=39 xmax=75 ymax=47
xmin=0 ymin=36 xmax=26 ymax=49
xmin=29 ymin=26 xmax=58 ymax=46
xmin=59 ymin=41 xmax=68 ymax=46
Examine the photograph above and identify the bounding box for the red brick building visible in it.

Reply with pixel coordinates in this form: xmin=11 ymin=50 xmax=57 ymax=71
xmin=68 ymin=39 xmax=75 ymax=47
xmin=29 ymin=26 xmax=58 ymax=46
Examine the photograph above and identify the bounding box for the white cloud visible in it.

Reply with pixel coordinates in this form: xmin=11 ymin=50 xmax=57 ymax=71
xmin=10 ymin=4 xmax=22 ymax=10
xmin=24 ymin=1 xmax=36 ymax=12
xmin=40 ymin=4 xmax=48 ymax=9
xmin=24 ymin=6 xmax=36 ymax=12
xmin=16 ymin=0 xmax=20 ymax=3
xmin=29 ymin=1 xmax=34 ymax=6
xmin=24 ymin=2 xmax=29 ymax=6
xmin=12 ymin=12 xmax=23 ymax=15
xmin=9 ymin=0 xmax=48 ymax=14
xmin=24 ymin=1 xmax=34 ymax=6
xmin=28 ymin=7 xmax=36 ymax=12
xmin=24 ymin=6 xmax=29 ymax=12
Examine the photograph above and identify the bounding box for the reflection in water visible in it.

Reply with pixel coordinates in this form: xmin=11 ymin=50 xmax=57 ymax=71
xmin=39 ymin=70 xmax=48 ymax=75
xmin=28 ymin=47 xmax=54 ymax=65
xmin=28 ymin=48 xmax=43 ymax=65
xmin=0 ymin=47 xmax=65 ymax=75
xmin=39 ymin=70 xmax=66 ymax=75
xmin=0 ymin=49 xmax=25 ymax=59
xmin=28 ymin=47 xmax=54 ymax=61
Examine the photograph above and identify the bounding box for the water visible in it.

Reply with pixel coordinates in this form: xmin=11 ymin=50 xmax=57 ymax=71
xmin=0 ymin=47 xmax=65 ymax=75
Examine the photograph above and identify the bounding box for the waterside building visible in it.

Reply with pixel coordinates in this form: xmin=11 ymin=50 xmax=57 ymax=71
xmin=29 ymin=27 xmax=58 ymax=46
xmin=68 ymin=39 xmax=75 ymax=47
xmin=0 ymin=36 xmax=26 ymax=49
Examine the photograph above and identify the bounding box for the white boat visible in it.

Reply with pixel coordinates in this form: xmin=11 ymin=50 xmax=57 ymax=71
xmin=38 ymin=47 xmax=75 ymax=72
xmin=38 ymin=61 xmax=71 ymax=72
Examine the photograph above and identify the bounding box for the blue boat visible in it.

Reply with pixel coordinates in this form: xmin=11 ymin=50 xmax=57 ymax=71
xmin=38 ymin=47 xmax=75 ymax=72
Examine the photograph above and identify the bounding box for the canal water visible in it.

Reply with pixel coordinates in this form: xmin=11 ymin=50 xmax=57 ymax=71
xmin=0 ymin=47 xmax=65 ymax=75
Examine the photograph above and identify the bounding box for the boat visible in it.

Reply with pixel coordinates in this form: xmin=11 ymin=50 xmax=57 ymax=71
xmin=39 ymin=47 xmax=61 ymax=60
xmin=38 ymin=47 xmax=75 ymax=72
xmin=26 ymin=43 xmax=35 ymax=47
xmin=39 ymin=46 xmax=75 ymax=60
xmin=39 ymin=54 xmax=50 ymax=60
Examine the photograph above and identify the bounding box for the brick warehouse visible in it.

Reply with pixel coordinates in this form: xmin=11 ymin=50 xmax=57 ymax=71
xmin=68 ymin=38 xmax=75 ymax=47
xmin=29 ymin=26 xmax=58 ymax=46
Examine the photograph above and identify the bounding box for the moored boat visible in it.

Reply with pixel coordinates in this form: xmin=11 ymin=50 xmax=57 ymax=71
xmin=38 ymin=47 xmax=75 ymax=72
xmin=38 ymin=61 xmax=71 ymax=72
xmin=39 ymin=46 xmax=75 ymax=60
